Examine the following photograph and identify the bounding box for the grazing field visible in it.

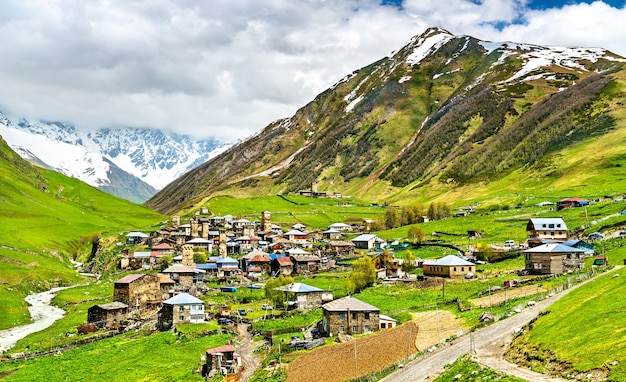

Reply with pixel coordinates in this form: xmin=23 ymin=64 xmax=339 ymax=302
xmin=434 ymin=354 xmax=525 ymax=382
xmin=285 ymin=322 xmax=418 ymax=382
xmin=506 ymin=269 xmax=626 ymax=380
xmin=0 ymin=330 xmax=230 ymax=381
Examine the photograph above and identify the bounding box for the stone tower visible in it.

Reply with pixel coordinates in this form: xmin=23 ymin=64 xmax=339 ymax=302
xmin=261 ymin=210 xmax=272 ymax=232
xmin=201 ymin=221 xmax=209 ymax=239
xmin=182 ymin=244 xmax=195 ymax=267
xmin=172 ymin=215 xmax=180 ymax=229
xmin=218 ymin=231 xmax=227 ymax=258
xmin=190 ymin=218 xmax=198 ymax=238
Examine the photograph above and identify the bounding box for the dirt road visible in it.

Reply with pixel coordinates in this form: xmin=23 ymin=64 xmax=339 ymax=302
xmin=235 ymin=323 xmax=263 ymax=382
xmin=382 ymin=270 xmax=612 ymax=382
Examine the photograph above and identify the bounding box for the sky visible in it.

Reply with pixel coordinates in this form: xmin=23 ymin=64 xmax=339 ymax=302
xmin=1 ymin=0 xmax=625 ymax=143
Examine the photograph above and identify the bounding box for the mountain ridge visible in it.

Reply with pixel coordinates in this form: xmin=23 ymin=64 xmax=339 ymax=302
xmin=146 ymin=27 xmax=626 ymax=214
xmin=0 ymin=113 xmax=228 ymax=202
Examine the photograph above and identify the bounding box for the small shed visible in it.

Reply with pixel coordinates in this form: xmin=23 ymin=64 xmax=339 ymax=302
xmin=206 ymin=344 xmax=240 ymax=377
xmin=87 ymin=301 xmax=128 ymax=328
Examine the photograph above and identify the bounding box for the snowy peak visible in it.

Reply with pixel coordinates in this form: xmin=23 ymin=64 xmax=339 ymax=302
xmin=0 ymin=112 xmax=227 ymax=202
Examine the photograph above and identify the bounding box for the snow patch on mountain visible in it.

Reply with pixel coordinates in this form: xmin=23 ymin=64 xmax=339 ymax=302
xmin=0 ymin=112 xmax=227 ymax=191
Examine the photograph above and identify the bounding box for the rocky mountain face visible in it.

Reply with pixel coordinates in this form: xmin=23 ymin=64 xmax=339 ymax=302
xmin=0 ymin=114 xmax=225 ymax=203
xmin=147 ymin=27 xmax=626 ymax=214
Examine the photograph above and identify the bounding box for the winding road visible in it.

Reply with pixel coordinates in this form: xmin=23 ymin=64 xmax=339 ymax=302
xmin=382 ymin=269 xmax=614 ymax=382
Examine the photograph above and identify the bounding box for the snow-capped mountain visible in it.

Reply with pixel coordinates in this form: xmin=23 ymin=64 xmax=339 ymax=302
xmin=0 ymin=113 xmax=227 ymax=202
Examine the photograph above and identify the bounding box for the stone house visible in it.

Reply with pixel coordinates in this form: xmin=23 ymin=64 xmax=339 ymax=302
xmin=158 ymin=293 xmax=205 ymax=330
xmin=241 ymin=250 xmax=271 ymax=274
xmin=87 ymin=301 xmax=128 ymax=328
xmin=322 ymin=229 xmax=343 ymax=240
xmin=274 ymin=282 xmax=331 ymax=311
xmin=523 ymin=243 xmax=586 ymax=275
xmin=205 ymin=344 xmax=240 ymax=377
xmin=271 ymin=256 xmax=293 ymax=276
xmin=321 ymin=296 xmax=380 ymax=336
xmin=422 ymin=255 xmax=476 ymax=278
xmin=162 ymin=263 xmax=200 ymax=286
xmin=113 ymin=274 xmax=161 ymax=309
xmin=290 ymin=254 xmax=321 ymax=274
xmin=328 ymin=240 xmax=355 ymax=256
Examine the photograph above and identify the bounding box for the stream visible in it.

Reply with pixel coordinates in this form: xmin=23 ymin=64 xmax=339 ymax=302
xmin=0 ymin=286 xmax=72 ymax=353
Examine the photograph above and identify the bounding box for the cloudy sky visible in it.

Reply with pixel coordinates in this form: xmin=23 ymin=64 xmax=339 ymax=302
xmin=1 ymin=0 xmax=625 ymax=142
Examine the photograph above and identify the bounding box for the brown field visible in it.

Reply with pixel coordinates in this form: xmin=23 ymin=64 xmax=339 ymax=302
xmin=285 ymin=322 xmax=419 ymax=382
xmin=410 ymin=310 xmax=467 ymax=351
xmin=470 ymin=284 xmax=546 ymax=308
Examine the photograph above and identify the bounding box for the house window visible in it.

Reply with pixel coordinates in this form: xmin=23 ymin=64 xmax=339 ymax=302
xmin=461 ymin=267 xmax=465 ymax=272
xmin=381 ymin=323 xmax=386 ymax=329
xmin=179 ymin=315 xmax=184 ymax=321
xmin=352 ymin=312 xmax=357 ymax=320
xmin=549 ymin=224 xmax=555 ymax=228
xmin=352 ymin=325 xmax=358 ymax=333
xmin=364 ymin=313 xmax=370 ymax=319
xmin=453 ymin=267 xmax=457 ymax=271
xmin=364 ymin=325 xmax=370 ymax=333
xmin=339 ymin=313 xmax=345 ymax=321
xmin=339 ymin=325 xmax=345 ymax=333
xmin=179 ymin=306 xmax=185 ymax=312
xmin=534 ymin=263 xmax=542 ymax=269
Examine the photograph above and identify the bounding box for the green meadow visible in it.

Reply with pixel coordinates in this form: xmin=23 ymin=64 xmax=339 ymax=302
xmin=0 ymin=160 xmax=164 ymax=329
xmin=0 ymin=329 xmax=230 ymax=381
xmin=508 ymin=269 xmax=626 ymax=380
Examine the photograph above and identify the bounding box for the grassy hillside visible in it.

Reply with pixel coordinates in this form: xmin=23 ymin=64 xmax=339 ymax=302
xmin=0 ymin=135 xmax=164 ymax=329
xmin=147 ymin=29 xmax=626 ymax=216
xmin=506 ymin=268 xmax=626 ymax=380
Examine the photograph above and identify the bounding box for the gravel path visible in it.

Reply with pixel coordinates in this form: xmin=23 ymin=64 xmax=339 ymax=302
xmin=235 ymin=323 xmax=263 ymax=382
xmin=382 ymin=269 xmax=613 ymax=382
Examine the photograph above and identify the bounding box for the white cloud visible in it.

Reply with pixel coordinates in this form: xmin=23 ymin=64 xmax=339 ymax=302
xmin=0 ymin=0 xmax=624 ymax=142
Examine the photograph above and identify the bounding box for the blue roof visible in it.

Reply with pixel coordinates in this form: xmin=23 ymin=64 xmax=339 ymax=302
xmin=164 ymin=293 xmax=204 ymax=305
xmin=217 ymin=257 xmax=238 ymax=264
xmin=524 ymin=243 xmax=585 ymax=253
xmin=274 ymin=283 xmax=323 ymax=293
xmin=196 ymin=263 xmax=218 ymax=270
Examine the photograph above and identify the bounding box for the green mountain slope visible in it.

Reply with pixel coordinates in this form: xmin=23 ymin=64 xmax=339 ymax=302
xmin=0 ymin=135 xmax=164 ymax=329
xmin=146 ymin=28 xmax=626 ymax=215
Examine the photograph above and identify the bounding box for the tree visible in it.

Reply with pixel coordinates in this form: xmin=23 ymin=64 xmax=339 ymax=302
xmin=264 ymin=275 xmax=294 ymax=307
xmin=347 ymin=256 xmax=376 ymax=294
xmin=385 ymin=206 xmax=400 ymax=229
xmin=193 ymin=249 xmax=208 ymax=264
xmin=160 ymin=254 xmax=173 ymax=271
xmin=407 ymin=226 xmax=424 ymax=244
xmin=401 ymin=251 xmax=416 ymax=273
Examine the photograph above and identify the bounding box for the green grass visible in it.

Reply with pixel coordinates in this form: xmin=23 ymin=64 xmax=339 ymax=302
xmin=434 ymin=354 xmax=525 ymax=382
xmin=0 ymin=330 xmax=230 ymax=381
xmin=203 ymin=195 xmax=383 ymax=229
xmin=516 ymin=269 xmax=626 ymax=380
xmin=0 ymin=153 xmax=164 ymax=329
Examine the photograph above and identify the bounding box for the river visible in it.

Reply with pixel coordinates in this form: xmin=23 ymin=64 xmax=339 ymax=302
xmin=0 ymin=286 xmax=72 ymax=353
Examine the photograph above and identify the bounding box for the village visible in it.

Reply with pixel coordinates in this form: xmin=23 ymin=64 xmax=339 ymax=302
xmin=78 ymin=194 xmax=614 ymax=380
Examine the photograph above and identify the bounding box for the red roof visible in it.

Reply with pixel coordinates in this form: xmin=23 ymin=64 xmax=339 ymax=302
xmin=247 ymin=266 xmax=262 ymax=272
xmin=250 ymin=255 xmax=270 ymax=262
xmin=150 ymin=251 xmax=163 ymax=257
xmin=276 ymin=257 xmax=293 ymax=266
xmin=115 ymin=274 xmax=144 ymax=284
xmin=152 ymin=243 xmax=172 ymax=250
xmin=207 ymin=344 xmax=235 ymax=355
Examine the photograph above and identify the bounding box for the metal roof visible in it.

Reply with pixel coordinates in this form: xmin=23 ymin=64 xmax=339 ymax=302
xmin=322 ymin=296 xmax=379 ymax=312
xmin=114 ymin=274 xmax=145 ymax=284
xmin=423 ymin=255 xmax=474 ymax=266
xmin=274 ymin=283 xmax=322 ymax=293
xmin=164 ymin=293 xmax=204 ymax=305
xmin=95 ymin=301 xmax=128 ymax=310
xmin=523 ymin=243 xmax=585 ymax=253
